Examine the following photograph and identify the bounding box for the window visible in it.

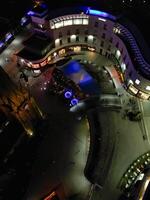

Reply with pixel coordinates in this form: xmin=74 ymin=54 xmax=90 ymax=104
xmin=76 ymin=29 xmax=79 ymax=34
xmin=135 ymin=79 xmax=140 ymax=85
xmin=59 ymin=32 xmax=62 ymax=38
xmin=101 ymin=41 xmax=104 ymax=47
xmin=116 ymin=42 xmax=119 ymax=48
xmin=109 ymin=37 xmax=113 ymax=43
xmin=85 ymin=36 xmax=87 ymax=42
xmin=73 ymin=18 xmax=82 ymax=25
xmin=108 ymin=45 xmax=111 ymax=51
xmin=104 ymin=24 xmax=107 ymax=30
xmin=94 ymin=21 xmax=98 ymax=27
xmin=93 ymin=38 xmax=96 ymax=43
xmin=84 ymin=30 xmax=88 ymax=35
xmin=121 ymin=48 xmax=123 ymax=54
xmin=68 ymin=37 xmax=70 ymax=43
xmin=76 ymin=36 xmax=79 ymax=42
xmin=64 ymin=19 xmax=72 ymax=26
xmin=67 ymin=30 xmax=70 ymax=35
xmin=55 ymin=21 xmax=63 ymax=29
xmin=102 ymin=33 xmax=105 ymax=39
xmin=116 ymin=50 xmax=121 ymax=58
xmin=83 ymin=18 xmax=89 ymax=25
xmin=123 ymin=55 xmax=127 ymax=61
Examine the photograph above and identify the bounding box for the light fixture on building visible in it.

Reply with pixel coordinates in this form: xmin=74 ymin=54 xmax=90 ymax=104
xmin=53 ymin=52 xmax=57 ymax=57
xmin=116 ymin=50 xmax=121 ymax=58
xmin=55 ymin=38 xmax=60 ymax=46
xmin=88 ymin=35 xmax=94 ymax=40
xmin=146 ymin=86 xmax=150 ymax=91
xmin=135 ymin=79 xmax=140 ymax=85
xmin=128 ymin=79 xmax=134 ymax=85
xmin=70 ymin=35 xmax=76 ymax=40
xmin=98 ymin=17 xmax=106 ymax=22
xmin=121 ymin=62 xmax=126 ymax=72
xmin=21 ymin=59 xmax=25 ymax=63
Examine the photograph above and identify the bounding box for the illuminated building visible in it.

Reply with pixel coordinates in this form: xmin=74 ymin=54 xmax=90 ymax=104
xmin=16 ymin=4 xmax=150 ymax=100
xmin=2 ymin=2 xmax=150 ymax=199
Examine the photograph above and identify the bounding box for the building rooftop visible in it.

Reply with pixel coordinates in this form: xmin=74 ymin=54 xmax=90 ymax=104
xmin=17 ymin=34 xmax=53 ymax=61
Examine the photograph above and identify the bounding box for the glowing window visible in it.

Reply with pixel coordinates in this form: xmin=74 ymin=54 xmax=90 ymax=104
xmin=128 ymin=84 xmax=138 ymax=94
xmin=55 ymin=38 xmax=60 ymax=46
xmin=138 ymin=91 xmax=150 ymax=100
xmin=40 ymin=60 xmax=47 ymax=67
xmin=146 ymin=86 xmax=150 ymax=91
xmin=50 ymin=22 xmax=55 ymax=29
xmin=73 ymin=18 xmax=82 ymax=25
xmin=116 ymin=50 xmax=121 ymax=58
xmin=32 ymin=63 xmax=40 ymax=68
xmin=128 ymin=79 xmax=134 ymax=85
xmin=70 ymin=35 xmax=76 ymax=42
xmin=47 ymin=56 xmax=51 ymax=61
xmin=88 ymin=35 xmax=94 ymax=41
xmin=135 ymin=79 xmax=140 ymax=85
xmin=121 ymin=63 xmax=126 ymax=72
xmin=83 ymin=18 xmax=89 ymax=25
xmin=64 ymin=19 xmax=73 ymax=26
xmin=55 ymin=21 xmax=63 ymax=29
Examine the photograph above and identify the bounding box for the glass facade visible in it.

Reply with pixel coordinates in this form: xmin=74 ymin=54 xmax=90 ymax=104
xmin=50 ymin=14 xmax=89 ymax=29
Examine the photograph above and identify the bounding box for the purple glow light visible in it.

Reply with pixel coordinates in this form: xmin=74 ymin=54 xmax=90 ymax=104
xmin=0 ymin=42 xmax=4 ymax=48
xmin=71 ymin=98 xmax=79 ymax=106
xmin=64 ymin=91 xmax=72 ymax=99
xmin=27 ymin=10 xmax=35 ymax=16
xmin=5 ymin=33 xmax=13 ymax=42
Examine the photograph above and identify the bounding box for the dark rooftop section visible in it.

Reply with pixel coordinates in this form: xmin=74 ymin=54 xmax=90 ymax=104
xmin=17 ymin=48 xmax=45 ymax=61
xmin=23 ymin=34 xmax=52 ymax=53
xmin=17 ymin=34 xmax=54 ymax=61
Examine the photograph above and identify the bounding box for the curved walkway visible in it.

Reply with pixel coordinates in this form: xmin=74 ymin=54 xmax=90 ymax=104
xmin=115 ymin=23 xmax=150 ymax=79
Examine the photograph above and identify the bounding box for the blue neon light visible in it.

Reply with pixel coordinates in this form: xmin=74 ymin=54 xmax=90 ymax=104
xmin=71 ymin=98 xmax=79 ymax=106
xmin=89 ymin=9 xmax=108 ymax=17
xmin=64 ymin=91 xmax=72 ymax=99
xmin=86 ymin=8 xmax=116 ymax=20
xmin=27 ymin=11 xmax=35 ymax=16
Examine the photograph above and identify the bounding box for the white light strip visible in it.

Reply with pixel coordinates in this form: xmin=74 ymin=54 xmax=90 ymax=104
xmin=98 ymin=17 xmax=106 ymax=22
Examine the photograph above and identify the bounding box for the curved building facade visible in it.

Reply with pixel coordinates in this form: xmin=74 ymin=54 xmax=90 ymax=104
xmin=16 ymin=5 xmax=150 ymax=100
